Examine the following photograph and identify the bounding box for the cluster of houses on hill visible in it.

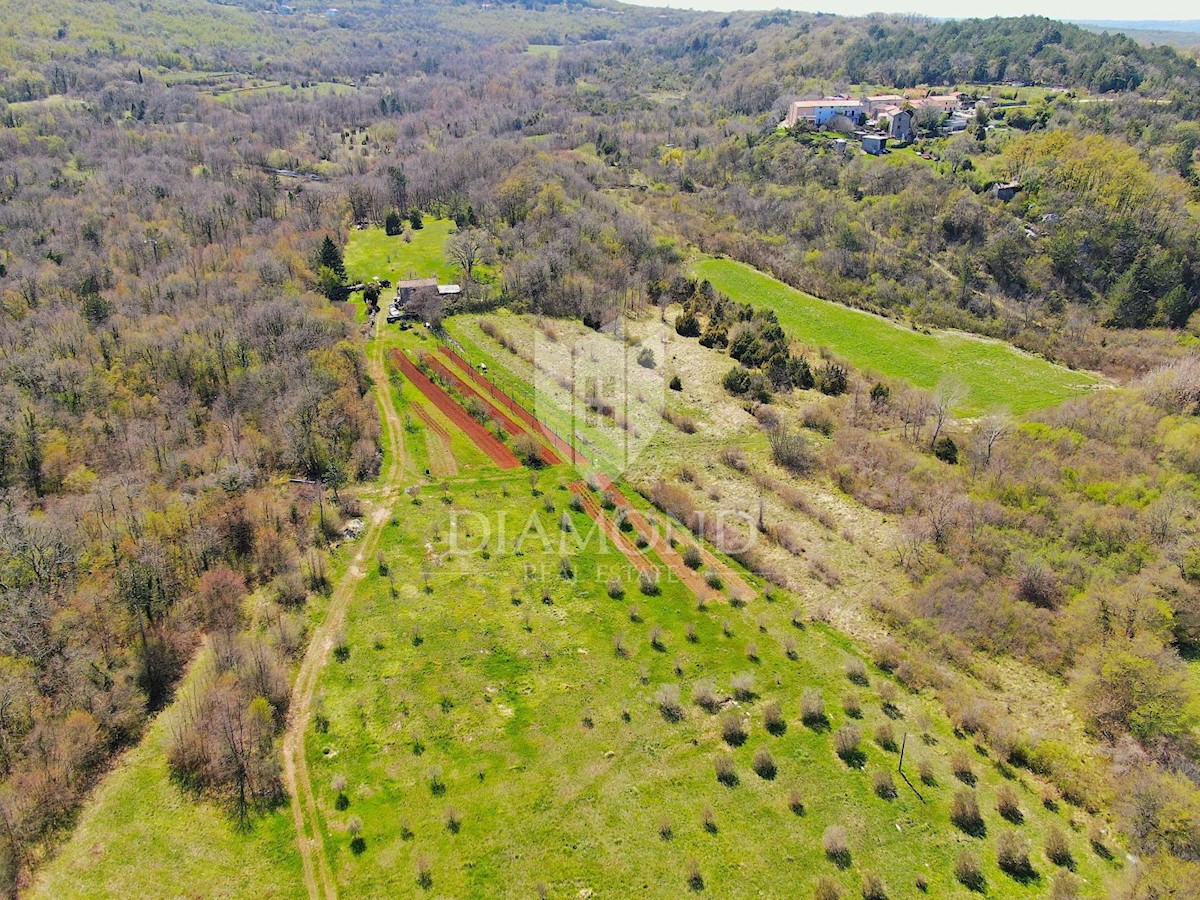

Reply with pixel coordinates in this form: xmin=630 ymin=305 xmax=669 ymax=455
xmin=783 ymin=91 xmax=978 ymax=155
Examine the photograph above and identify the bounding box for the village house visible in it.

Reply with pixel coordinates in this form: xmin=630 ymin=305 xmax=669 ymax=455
xmin=388 ymin=278 xmax=462 ymax=323
xmin=887 ymin=108 xmax=914 ymax=142
xmin=785 ymin=97 xmax=864 ymax=128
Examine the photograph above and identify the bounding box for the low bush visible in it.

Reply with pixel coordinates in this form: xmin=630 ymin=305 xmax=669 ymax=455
xmin=822 ymin=825 xmax=850 ymax=865
xmin=834 ymin=726 xmax=863 ymax=766
xmin=996 ymin=784 xmax=1022 ymax=823
xmin=1046 ymin=826 xmax=1073 ymax=867
xmin=715 ymin=754 xmax=737 ymax=785
xmin=874 ymin=722 xmax=897 ymax=752
xmin=801 ymin=689 xmax=828 ymax=728
xmin=721 ymin=712 xmax=748 ymax=746
xmin=861 ymin=871 xmax=888 ymax=900
xmin=996 ymin=830 xmax=1034 ymax=879
xmin=731 ymin=671 xmax=756 ymax=700
xmin=655 ymin=684 xmax=683 ymax=721
xmin=753 ymin=747 xmax=777 ymax=779
xmin=763 ymin=699 xmax=786 ymax=735
xmin=693 ymin=680 xmax=720 ymax=712
xmin=954 ymin=850 xmax=985 ymax=892
xmin=950 ymin=789 xmax=985 ymax=836
xmin=872 ymin=768 xmax=897 ymax=799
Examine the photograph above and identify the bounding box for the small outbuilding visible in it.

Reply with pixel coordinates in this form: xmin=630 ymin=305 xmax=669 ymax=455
xmin=992 ymin=181 xmax=1022 ymax=201
xmin=862 ymin=134 xmax=887 ymax=156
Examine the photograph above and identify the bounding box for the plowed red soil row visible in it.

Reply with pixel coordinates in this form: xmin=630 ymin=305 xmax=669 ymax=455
xmin=596 ymin=475 xmax=756 ymax=605
xmin=423 ymin=353 xmax=562 ymax=466
xmin=442 ymin=345 xmax=585 ymax=466
xmin=568 ymin=482 xmax=655 ymax=576
xmin=390 ymin=349 xmax=520 ymax=470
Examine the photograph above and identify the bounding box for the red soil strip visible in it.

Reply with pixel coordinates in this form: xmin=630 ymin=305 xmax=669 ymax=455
xmin=594 ymin=475 xmax=756 ymax=604
xmin=423 ymin=354 xmax=562 ymax=466
xmin=390 ymin=349 xmax=520 ymax=470
xmin=569 ymin=482 xmax=655 ymax=576
xmin=442 ymin=345 xmax=587 ymax=466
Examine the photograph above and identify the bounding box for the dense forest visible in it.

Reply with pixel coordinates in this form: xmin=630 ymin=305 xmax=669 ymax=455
xmin=1 ymin=0 xmax=1199 ymax=894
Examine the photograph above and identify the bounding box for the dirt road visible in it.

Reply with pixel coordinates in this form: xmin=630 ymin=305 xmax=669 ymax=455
xmin=281 ymin=316 xmax=407 ymax=900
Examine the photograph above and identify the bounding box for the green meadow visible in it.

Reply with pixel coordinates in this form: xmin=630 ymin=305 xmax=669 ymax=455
xmin=691 ymin=257 xmax=1099 ymax=415
xmin=345 ymin=220 xmax=461 ymax=286
xmin=303 ymin=462 xmax=1114 ymax=898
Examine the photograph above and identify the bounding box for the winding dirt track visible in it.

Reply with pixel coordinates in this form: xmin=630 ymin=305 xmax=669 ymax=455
xmin=281 ymin=316 xmax=408 ymax=900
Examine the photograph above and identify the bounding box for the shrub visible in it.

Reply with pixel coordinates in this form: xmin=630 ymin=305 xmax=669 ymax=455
xmin=842 ymin=693 xmax=862 ymax=718
xmin=658 ymin=817 xmax=672 ymax=840
xmin=703 ymin=569 xmax=723 ymax=589
xmin=682 ymin=544 xmax=703 ymax=569
xmin=834 ymin=726 xmax=863 ymax=766
xmin=816 ymin=362 xmax=848 ymax=396
xmin=559 ymin=556 xmax=573 ymax=579
xmin=721 ymin=712 xmax=748 ymax=746
xmin=649 ymin=625 xmax=665 ymax=650
xmin=763 ymin=700 xmax=786 ymax=735
xmin=607 ymin=577 xmax=624 ymax=599
xmin=427 ymin=766 xmax=445 ymax=795
xmin=872 ymin=769 xmax=897 ymax=799
xmin=996 ymin=784 xmax=1022 ymax=823
xmin=788 ymin=789 xmax=805 ymax=815
xmin=416 ymin=855 xmax=433 ymax=889
xmin=845 ymin=657 xmax=869 ymax=685
xmin=702 ymin=805 xmax=717 ymax=833
xmin=639 ymin=571 xmax=661 ymax=595
xmin=731 ymin=672 xmax=755 ymax=700
xmin=783 ymin=635 xmax=798 ymax=659
xmin=876 ymin=681 xmax=898 ymax=713
xmin=686 ymin=622 xmax=698 ymax=643
xmin=801 ymin=689 xmax=828 ymax=728
xmin=693 ymin=679 xmax=720 ymax=712
xmin=745 ymin=642 xmax=759 ymax=661
xmin=954 ymin=850 xmax=985 ymax=892
xmin=950 ymin=789 xmax=985 ymax=835
xmin=637 ymin=346 xmax=656 ymax=369
xmin=917 ymin=757 xmax=936 ymax=786
xmin=768 ymin=425 xmax=817 ymax=474
xmin=714 ymin=754 xmax=737 ymax=785
xmin=951 ymin=749 xmax=975 ymax=784
xmin=1050 ymin=871 xmax=1082 ymax=900
xmin=933 ymin=435 xmax=958 ymax=464
xmin=822 ymin=825 xmax=850 ymax=865
xmin=655 ymin=684 xmax=683 ymax=721
xmin=686 ymin=858 xmax=704 ymax=891
xmin=513 ymin=432 xmax=543 ymax=468
xmin=753 ymin=747 xmax=777 ymax=779
xmin=874 ymin=722 xmax=897 ymax=752
xmin=814 ymin=876 xmax=841 ymax=900
xmin=861 ymin=871 xmax=888 ymax=900
xmin=669 ymin=374 xmax=683 ymax=391
xmin=996 ymin=830 xmax=1033 ymax=879
xmin=1046 ymin=826 xmax=1073 ymax=867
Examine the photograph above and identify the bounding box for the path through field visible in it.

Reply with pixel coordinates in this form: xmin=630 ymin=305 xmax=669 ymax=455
xmin=281 ymin=315 xmax=408 ymax=900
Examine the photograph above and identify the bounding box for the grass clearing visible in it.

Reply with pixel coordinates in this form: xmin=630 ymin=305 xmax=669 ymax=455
xmin=691 ymin=256 xmax=1099 ymax=415
xmin=345 ymin=220 xmax=459 ymax=286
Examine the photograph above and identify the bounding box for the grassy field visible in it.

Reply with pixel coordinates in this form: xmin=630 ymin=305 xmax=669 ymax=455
xmin=691 ymin=256 xmax=1098 ymax=415
xmin=30 ymin=648 xmax=304 ymax=900
xmin=345 ymin=220 xmax=460 ymax=286
xmin=304 ymin=459 xmax=1116 ymax=898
